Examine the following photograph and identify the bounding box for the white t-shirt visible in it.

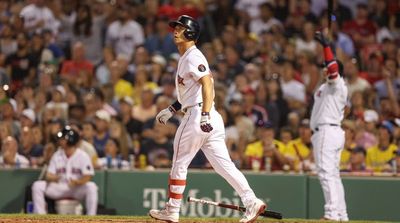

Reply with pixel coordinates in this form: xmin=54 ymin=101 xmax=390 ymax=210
xmin=0 ymin=153 xmax=30 ymax=168
xmin=106 ymin=20 xmax=144 ymax=59
xmin=310 ymin=77 xmax=348 ymax=130
xmin=20 ymin=4 xmax=59 ymax=34
xmin=281 ymin=79 xmax=306 ymax=103
xmin=47 ymin=149 xmax=94 ymax=182
xmin=97 ymin=157 xmax=129 ymax=170
xmin=175 ymin=46 xmax=213 ymax=109
xmin=235 ymin=0 xmax=270 ymax=19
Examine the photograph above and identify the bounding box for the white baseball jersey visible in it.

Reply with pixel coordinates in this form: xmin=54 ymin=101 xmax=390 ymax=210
xmin=105 ymin=20 xmax=144 ymax=59
xmin=175 ymin=46 xmax=213 ymax=109
xmin=20 ymin=4 xmax=59 ymax=34
xmin=310 ymin=77 xmax=348 ymax=130
xmin=166 ymin=45 xmax=259 ymax=214
xmin=47 ymin=148 xmax=94 ymax=182
xmin=310 ymin=75 xmax=349 ymax=221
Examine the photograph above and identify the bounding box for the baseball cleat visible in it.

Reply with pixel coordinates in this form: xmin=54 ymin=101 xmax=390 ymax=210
xmin=239 ymin=199 xmax=266 ymax=223
xmin=149 ymin=208 xmax=179 ymax=223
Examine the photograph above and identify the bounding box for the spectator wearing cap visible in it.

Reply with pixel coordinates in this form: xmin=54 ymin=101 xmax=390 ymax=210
xmin=20 ymin=108 xmax=36 ymax=128
xmin=144 ymin=15 xmax=177 ymax=58
xmin=60 ymin=42 xmax=94 ymax=86
xmin=150 ymin=54 xmax=167 ymax=84
xmin=241 ymin=86 xmax=269 ymax=128
xmin=105 ymin=4 xmax=144 ymax=60
xmin=19 ymin=126 xmax=43 ymax=161
xmin=342 ymin=146 xmax=372 ymax=174
xmin=366 ymin=121 xmax=398 ymax=172
xmin=0 ymin=136 xmax=30 ymax=168
xmin=118 ymin=96 xmax=142 ymax=142
xmin=45 ymin=85 xmax=68 ymax=119
xmin=93 ymin=109 xmax=111 ymax=157
xmin=249 ymin=2 xmax=282 ymax=36
xmin=285 ymin=119 xmax=315 ymax=172
xmin=19 ymin=0 xmax=59 ymax=35
xmin=244 ymin=121 xmax=292 ymax=171
xmin=355 ymin=109 xmax=379 ymax=149
xmin=340 ymin=120 xmax=358 ymax=170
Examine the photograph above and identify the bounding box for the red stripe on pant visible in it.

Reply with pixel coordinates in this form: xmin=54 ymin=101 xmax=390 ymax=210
xmin=168 ymin=178 xmax=186 ymax=199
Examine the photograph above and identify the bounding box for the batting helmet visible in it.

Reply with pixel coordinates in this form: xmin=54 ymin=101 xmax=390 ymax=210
xmin=57 ymin=125 xmax=80 ymax=146
xmin=169 ymin=15 xmax=200 ymax=41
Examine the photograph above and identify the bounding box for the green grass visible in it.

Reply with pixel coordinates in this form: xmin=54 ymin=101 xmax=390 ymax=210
xmin=0 ymin=214 xmax=394 ymax=223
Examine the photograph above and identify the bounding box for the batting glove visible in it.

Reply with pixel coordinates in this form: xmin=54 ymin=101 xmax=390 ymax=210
xmin=314 ymin=31 xmax=330 ymax=47
xmin=156 ymin=106 xmax=174 ymax=124
xmin=200 ymin=112 xmax=213 ymax=133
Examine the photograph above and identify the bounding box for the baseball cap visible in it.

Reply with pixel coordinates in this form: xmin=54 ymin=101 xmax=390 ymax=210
xmin=351 ymin=146 xmax=366 ymax=156
xmin=379 ymin=120 xmax=394 ymax=135
xmin=21 ymin=108 xmax=36 ymax=122
xmin=152 ymin=54 xmax=167 ymax=67
xmin=95 ymin=109 xmax=111 ymax=123
xmin=300 ymin=119 xmax=310 ymax=128
xmin=241 ymin=86 xmax=256 ymax=96
xmin=363 ymin=109 xmax=379 ymax=123
xmin=119 ymin=96 xmax=134 ymax=106
xmin=54 ymin=85 xmax=66 ymax=97
xmin=257 ymin=120 xmax=273 ymax=129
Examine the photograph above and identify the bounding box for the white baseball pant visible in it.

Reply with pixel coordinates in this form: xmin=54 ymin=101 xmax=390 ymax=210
xmin=167 ymin=105 xmax=257 ymax=212
xmin=311 ymin=125 xmax=348 ymax=221
xmin=32 ymin=180 xmax=98 ymax=215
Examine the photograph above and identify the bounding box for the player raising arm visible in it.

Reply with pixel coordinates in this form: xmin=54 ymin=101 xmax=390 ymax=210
xmin=310 ymin=31 xmax=349 ymax=221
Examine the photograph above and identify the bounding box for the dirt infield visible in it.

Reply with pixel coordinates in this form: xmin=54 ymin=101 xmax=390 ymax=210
xmin=0 ymin=215 xmax=386 ymax=223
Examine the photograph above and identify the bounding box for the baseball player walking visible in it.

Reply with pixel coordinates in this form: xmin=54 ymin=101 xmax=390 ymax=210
xmin=149 ymin=15 xmax=266 ymax=223
xmin=32 ymin=126 xmax=98 ymax=215
xmin=311 ymin=31 xmax=348 ymax=221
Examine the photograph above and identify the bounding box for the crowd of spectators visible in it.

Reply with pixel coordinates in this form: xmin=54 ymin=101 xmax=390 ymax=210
xmin=0 ymin=0 xmax=399 ymax=175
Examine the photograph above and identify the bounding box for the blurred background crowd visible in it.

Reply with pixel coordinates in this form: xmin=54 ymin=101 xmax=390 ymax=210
xmin=0 ymin=0 xmax=399 ymax=175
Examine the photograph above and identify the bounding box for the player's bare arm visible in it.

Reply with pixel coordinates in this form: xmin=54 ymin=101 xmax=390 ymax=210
xmin=199 ymin=74 xmax=213 ymax=113
xmin=69 ymin=175 xmax=92 ymax=187
xmin=45 ymin=172 xmax=60 ymax=183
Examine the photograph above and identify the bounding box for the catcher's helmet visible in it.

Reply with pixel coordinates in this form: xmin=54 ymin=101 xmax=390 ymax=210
xmin=57 ymin=125 xmax=80 ymax=146
xmin=169 ymin=15 xmax=200 ymax=41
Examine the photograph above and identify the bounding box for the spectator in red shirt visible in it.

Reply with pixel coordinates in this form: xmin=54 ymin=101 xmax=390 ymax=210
xmin=342 ymin=3 xmax=377 ymax=50
xmin=60 ymin=42 xmax=93 ymax=86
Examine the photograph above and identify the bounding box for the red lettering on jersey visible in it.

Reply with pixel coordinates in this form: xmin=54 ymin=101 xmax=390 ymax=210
xmin=317 ymin=90 xmax=322 ymax=97
xmin=178 ymin=75 xmax=185 ymax=86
